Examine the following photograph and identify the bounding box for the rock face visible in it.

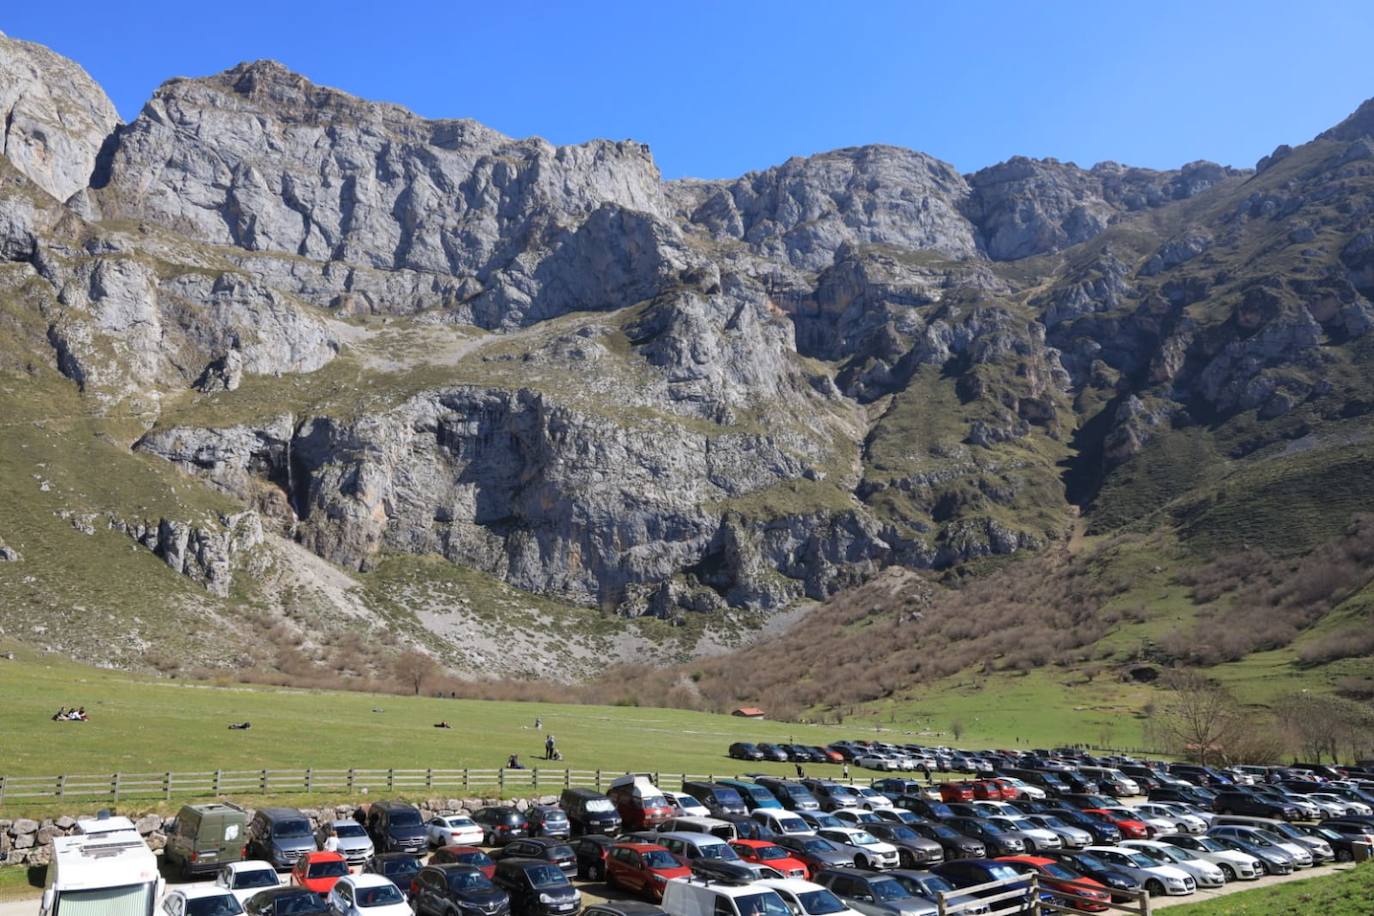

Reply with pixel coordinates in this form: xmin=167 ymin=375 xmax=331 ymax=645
xmin=5 ymin=37 xmax=1374 ymax=647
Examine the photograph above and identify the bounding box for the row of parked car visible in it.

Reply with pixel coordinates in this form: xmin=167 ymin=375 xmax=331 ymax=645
xmin=156 ymin=753 xmax=1374 ymax=916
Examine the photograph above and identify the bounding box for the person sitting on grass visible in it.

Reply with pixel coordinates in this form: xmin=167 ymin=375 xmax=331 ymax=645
xmin=507 ymin=754 xmax=526 ymax=769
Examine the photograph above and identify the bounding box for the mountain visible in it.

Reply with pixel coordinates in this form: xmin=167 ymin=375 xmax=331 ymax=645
xmin=1 ymin=33 xmax=1373 ymax=692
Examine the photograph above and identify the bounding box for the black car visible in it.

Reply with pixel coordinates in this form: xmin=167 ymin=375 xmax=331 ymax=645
xmin=527 ymin=807 xmax=572 ymax=839
xmin=244 ymin=887 xmax=330 ymax=916
xmin=1056 ymin=773 xmax=1100 ymax=795
xmin=1044 ymin=808 xmax=1121 ymax=844
xmin=411 ymin=865 xmax=511 ymax=916
xmin=681 ymin=781 xmax=749 ymax=818
xmin=473 ymin=807 xmax=531 ymax=846
xmin=1295 ymin=823 xmax=1364 ymax=862
xmin=813 ymin=868 xmax=932 ymax=916
xmin=572 ymin=836 xmax=613 ymax=881
xmin=581 ymin=905 xmax=667 ymax=916
xmin=904 ymin=820 xmax=986 ymax=859
xmin=721 ymin=814 xmax=774 ymax=841
xmin=756 ymin=744 xmax=791 ymax=763
xmin=729 ymin=742 xmax=765 ymax=761
xmin=895 ymin=796 xmax=954 ymax=822
xmin=943 ymin=817 xmax=1025 ymax=856
xmin=492 ymin=858 xmax=582 ymax=916
xmin=1148 ymin=785 xmax=1216 ymax=808
xmin=364 ymin=801 xmax=428 ymax=855
xmin=1056 ymin=794 xmax=1117 ymax=811
xmin=866 ymin=823 xmax=944 ymax=867
xmin=364 ymin=853 xmax=423 ymax=899
xmin=493 ymin=838 xmax=578 ymax=877
xmin=560 ymin=789 xmax=622 ymax=837
xmin=755 ymin=778 xmax=821 ymax=812
xmin=1213 ymin=789 xmax=1300 ymax=820
xmin=772 ymin=835 xmax=860 ymax=873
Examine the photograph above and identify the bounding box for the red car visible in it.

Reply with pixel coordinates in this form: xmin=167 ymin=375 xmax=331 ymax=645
xmin=939 ymin=782 xmax=976 ymax=803
xmin=998 ymin=856 xmax=1110 ymax=912
xmin=430 ymin=845 xmax=496 ymax=878
xmin=816 ymin=747 xmax=846 ymax=764
xmin=605 ymin=843 xmax=690 ymax=902
xmin=971 ymin=780 xmax=1007 ymax=801
xmin=290 ymin=851 xmax=348 ymax=896
xmin=1083 ymin=809 xmax=1150 ymax=840
xmin=729 ymin=839 xmax=811 ymax=879
xmin=989 ymin=778 xmax=1024 ymax=800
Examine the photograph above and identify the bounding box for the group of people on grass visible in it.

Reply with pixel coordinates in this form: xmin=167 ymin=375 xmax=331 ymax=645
xmin=51 ymin=706 xmax=88 ymax=721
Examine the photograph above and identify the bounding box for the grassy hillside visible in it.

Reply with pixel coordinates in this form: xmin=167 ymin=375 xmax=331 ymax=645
xmin=1167 ymin=863 xmax=1374 ymax=915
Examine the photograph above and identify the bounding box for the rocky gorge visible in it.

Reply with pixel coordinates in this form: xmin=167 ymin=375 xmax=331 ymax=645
xmin=3 ymin=31 xmax=1374 ymax=677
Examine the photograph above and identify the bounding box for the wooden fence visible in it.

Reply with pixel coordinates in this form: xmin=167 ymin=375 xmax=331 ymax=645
xmin=936 ymin=872 xmax=1151 ymax=915
xmin=0 ymin=768 xmax=880 ymax=805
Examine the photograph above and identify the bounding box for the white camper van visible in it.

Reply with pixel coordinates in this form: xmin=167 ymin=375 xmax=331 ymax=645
xmin=41 ymin=819 xmax=162 ymax=916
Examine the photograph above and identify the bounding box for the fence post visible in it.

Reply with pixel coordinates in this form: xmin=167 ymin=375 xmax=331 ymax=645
xmin=463 ymin=769 xmax=469 ymax=793
xmin=57 ymin=775 xmax=66 ymax=799
xmin=499 ymin=769 xmax=505 ymax=794
xmin=564 ymin=769 xmax=571 ymax=788
xmin=260 ymin=769 xmax=268 ymax=793
xmin=348 ymin=769 xmax=356 ymax=794
xmin=111 ymin=773 xmax=119 ymax=802
xmin=387 ymin=769 xmax=395 ymax=791
xmin=426 ymin=769 xmax=433 ymax=790
xmin=0 ymin=775 xmax=5 ymax=805
xmin=595 ymin=770 xmax=601 ymax=791
xmin=165 ymin=772 xmax=173 ymax=800
xmin=214 ymin=770 xmax=222 ymax=795
xmin=305 ymin=768 xmax=314 ymax=794
xmin=533 ymin=768 xmax=539 ymax=790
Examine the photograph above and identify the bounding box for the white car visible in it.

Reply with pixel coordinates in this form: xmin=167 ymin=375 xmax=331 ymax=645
xmin=326 ymin=874 xmax=411 ymax=916
xmin=752 ymin=809 xmax=815 ymax=837
xmin=755 ymin=877 xmax=864 ymax=916
xmin=161 ymin=887 xmax=244 ymax=916
xmin=855 ymin=753 xmax=899 ymax=772
xmin=853 ymin=787 xmax=893 ymax=810
xmin=1131 ymin=803 xmax=1207 ymax=835
xmin=1103 ymin=805 xmax=1176 ymax=837
xmin=1122 ymin=840 xmax=1226 ymax=888
xmin=1158 ymin=834 xmax=1263 ymax=881
xmin=214 ymin=861 xmax=282 ymax=905
xmin=816 ymin=827 xmax=899 ymax=869
xmin=1085 ymin=846 xmax=1196 ymax=896
xmin=663 ymin=791 xmax=713 ymax=818
xmin=833 ymin=808 xmax=883 ymax=828
xmin=1308 ymin=793 xmax=1371 ymax=817
xmin=426 ymin=814 xmax=483 ymax=848
xmin=987 ymin=816 xmax=1061 ymax=853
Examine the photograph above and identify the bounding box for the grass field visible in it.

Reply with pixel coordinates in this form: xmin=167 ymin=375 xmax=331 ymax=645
xmin=1167 ymin=862 xmax=1374 ymax=915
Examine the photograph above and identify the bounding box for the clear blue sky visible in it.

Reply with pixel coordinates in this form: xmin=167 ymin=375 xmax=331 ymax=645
xmin=5 ymin=1 xmax=1373 ymax=180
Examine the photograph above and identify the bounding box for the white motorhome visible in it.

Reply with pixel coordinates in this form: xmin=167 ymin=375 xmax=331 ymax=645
xmin=41 ymin=823 xmax=162 ymax=916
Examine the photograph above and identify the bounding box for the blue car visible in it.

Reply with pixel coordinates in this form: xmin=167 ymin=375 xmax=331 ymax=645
xmin=930 ymin=860 xmax=1036 ymax=914
xmin=1045 ymin=808 xmax=1122 ymax=844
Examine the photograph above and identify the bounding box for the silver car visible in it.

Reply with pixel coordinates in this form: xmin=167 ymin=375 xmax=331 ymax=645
xmin=1122 ymin=840 xmax=1225 ymax=888
xmin=1020 ymin=814 xmax=1092 ymax=849
xmin=317 ymin=819 xmax=374 ymax=864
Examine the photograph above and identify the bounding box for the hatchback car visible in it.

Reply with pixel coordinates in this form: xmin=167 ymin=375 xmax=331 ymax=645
xmin=730 ymin=743 xmax=766 ymax=761
xmin=493 ymin=838 xmax=577 ymax=877
xmin=473 ymin=807 xmax=531 ymax=847
xmin=326 ymin=874 xmax=411 ymax=916
xmin=428 ymin=815 xmax=484 ymax=848
xmin=816 ymin=828 xmax=899 ymax=869
xmin=289 ymin=852 xmax=348 ymax=897
xmin=410 ymin=864 xmax=511 ymax=916
xmin=863 ymin=824 xmax=942 ymax=868
xmin=492 ymin=858 xmax=582 ymax=916
xmin=605 ymin=843 xmax=692 ymax=901
xmin=730 ymin=839 xmax=810 ymax=878
xmin=573 ymin=836 xmax=613 ymax=881
xmin=363 ymin=854 xmax=424 ymax=899
xmin=526 ymin=808 xmax=572 ymax=840
xmin=812 ymin=868 xmax=936 ymax=916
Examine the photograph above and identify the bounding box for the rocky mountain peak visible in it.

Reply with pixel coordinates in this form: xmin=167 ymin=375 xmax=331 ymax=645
xmin=1318 ymin=96 xmax=1374 ymax=143
xmin=0 ymin=32 xmax=120 ymax=202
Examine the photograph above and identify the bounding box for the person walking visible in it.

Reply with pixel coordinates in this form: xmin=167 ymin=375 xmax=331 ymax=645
xmin=535 ymin=717 xmax=542 ymax=730
xmin=920 ymin=761 xmax=932 ymax=785
xmin=842 ymin=762 xmax=850 ymax=781
xmin=794 ymin=763 xmax=805 ymax=779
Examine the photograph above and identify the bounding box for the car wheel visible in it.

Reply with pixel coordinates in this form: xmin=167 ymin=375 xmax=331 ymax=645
xmin=592 ymin=862 xmax=605 ymax=882
xmin=1145 ymin=880 xmax=1164 ymax=897
xmin=1337 ymin=849 xmax=1354 ymax=863
xmin=1023 ymin=840 xmax=1036 ymax=854
xmin=1219 ymin=864 xmax=1236 ymax=881
xmin=899 ymin=850 xmax=915 ymax=868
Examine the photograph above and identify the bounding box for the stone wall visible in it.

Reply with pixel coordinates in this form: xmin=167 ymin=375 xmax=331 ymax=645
xmin=0 ymin=794 xmax=561 ymax=868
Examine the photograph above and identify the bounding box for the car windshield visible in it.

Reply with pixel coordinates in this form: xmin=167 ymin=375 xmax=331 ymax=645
xmin=186 ymin=896 xmax=244 ymax=916
xmin=800 ymin=838 xmax=837 ymax=852
xmin=308 ymin=860 xmax=348 ymax=878
xmin=747 ymin=787 xmax=776 ymax=803
xmin=1161 ymin=846 xmax=1194 ymax=862
xmin=447 ymin=817 xmax=476 ymax=827
xmin=715 ymin=788 xmax=745 ymax=807
xmin=1072 ymin=853 xmax=1108 ymax=870
xmin=868 ymin=879 xmax=911 ymax=902
xmin=676 ymin=795 xmax=704 ymax=809
xmin=456 ymin=852 xmax=492 ymax=867
xmin=898 ymin=874 xmax=954 ymax=896
xmin=233 ymin=870 xmax=278 ymax=889
xmin=546 ymin=845 xmax=574 ymax=859
xmin=753 ymin=846 xmax=788 ymax=860
xmin=807 ymin=815 xmax=839 ymax=828
xmin=784 ymin=786 xmax=812 ymax=800
xmin=699 ymin=843 xmax=739 ymax=861
xmin=643 ymin=796 xmax=670 ymax=810
xmin=643 ymin=850 xmax=679 ymax=869
xmin=735 ymin=892 xmax=791 ymax=916
xmin=355 ymin=885 xmax=405 ymax=908
xmin=1269 ymin=824 xmax=1304 ymax=840
xmin=1040 ymin=862 xmax=1079 ymax=880
xmin=1121 ymin=852 xmax=1155 ymax=868
xmin=389 ymin=811 xmax=422 ymax=828
xmin=982 ymin=864 xmax=1022 ymax=882
xmin=585 ymin=799 xmax=616 ymax=813
xmin=1194 ymin=838 xmax=1225 ymax=852
xmin=525 ymin=865 xmax=569 ymax=888
xmin=1311 ymin=828 xmax=1341 ymax=841
xmin=885 ymin=826 xmax=917 ymax=840
xmin=540 ymin=811 xmax=568 ymax=823
xmin=975 ymin=822 xmax=1005 ymax=835
xmin=779 ymin=817 xmax=809 ymax=832
xmin=795 ymin=890 xmax=847 ymax=915
xmin=335 ymin=824 xmax=367 ymax=838
xmin=447 ymin=871 xmax=493 ymax=891
xmin=278 ymin=894 xmax=328 ymax=916
xmin=1039 ymin=817 xmax=1069 ymax=829
xmin=381 ymin=859 xmax=420 ymax=879
xmin=274 ymin=819 xmax=313 ymax=839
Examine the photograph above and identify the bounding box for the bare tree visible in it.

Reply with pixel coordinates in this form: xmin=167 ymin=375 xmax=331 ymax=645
xmin=1274 ymin=693 xmax=1374 ymax=763
xmin=1145 ymin=670 xmax=1241 ymax=766
xmin=391 ymin=650 xmax=440 ymax=696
